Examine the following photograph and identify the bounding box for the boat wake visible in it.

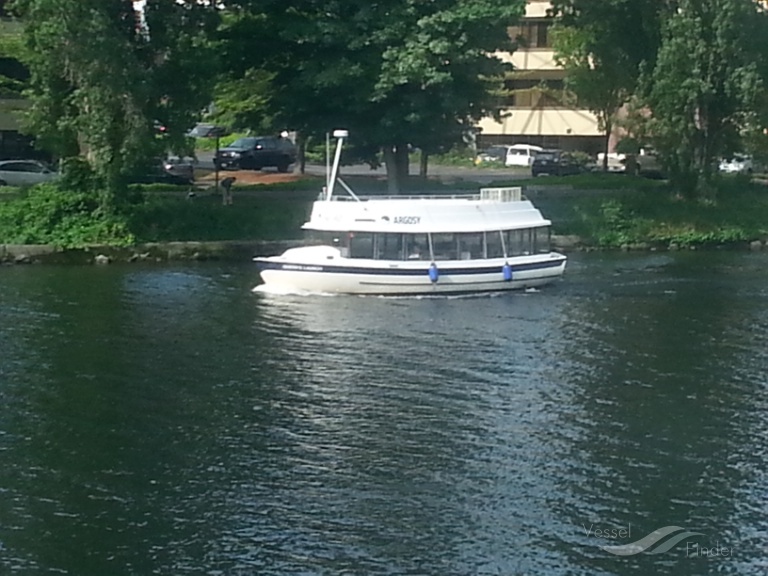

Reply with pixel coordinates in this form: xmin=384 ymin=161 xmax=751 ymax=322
xmin=252 ymin=284 xmax=518 ymax=300
xmin=252 ymin=284 xmax=339 ymax=297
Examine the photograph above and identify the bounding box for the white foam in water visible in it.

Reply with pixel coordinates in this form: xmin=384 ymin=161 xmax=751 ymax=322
xmin=252 ymin=284 xmax=338 ymax=297
xmin=253 ymin=284 xmax=511 ymax=300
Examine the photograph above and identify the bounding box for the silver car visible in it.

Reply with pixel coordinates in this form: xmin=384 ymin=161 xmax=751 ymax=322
xmin=0 ymin=159 xmax=58 ymax=186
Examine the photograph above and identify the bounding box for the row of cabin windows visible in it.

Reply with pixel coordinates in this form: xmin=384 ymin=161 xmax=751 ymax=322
xmin=312 ymin=228 xmax=551 ymax=261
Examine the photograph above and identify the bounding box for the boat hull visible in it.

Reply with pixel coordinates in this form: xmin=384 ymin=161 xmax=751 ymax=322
xmin=255 ymin=254 xmax=566 ymax=295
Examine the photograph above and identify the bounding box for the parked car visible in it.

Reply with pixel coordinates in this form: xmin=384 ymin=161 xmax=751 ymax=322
xmin=719 ymin=154 xmax=753 ymax=174
xmin=594 ymin=148 xmax=664 ymax=178
xmin=129 ymin=158 xmax=195 ymax=186
xmin=187 ymin=123 xmax=228 ymax=139
xmin=0 ymin=159 xmax=59 ymax=186
xmin=476 ymin=143 xmax=543 ymax=167
xmin=531 ymin=149 xmax=583 ymax=177
xmin=162 ymin=156 xmax=196 ymax=183
xmin=214 ymin=136 xmax=297 ymax=172
xmin=596 ymin=152 xmax=629 ymax=173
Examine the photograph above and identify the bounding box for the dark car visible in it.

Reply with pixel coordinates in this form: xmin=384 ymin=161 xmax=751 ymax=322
xmin=129 ymin=158 xmax=194 ymax=186
xmin=531 ymin=149 xmax=583 ymax=177
xmin=162 ymin=156 xmax=196 ymax=183
xmin=214 ymin=136 xmax=297 ymax=172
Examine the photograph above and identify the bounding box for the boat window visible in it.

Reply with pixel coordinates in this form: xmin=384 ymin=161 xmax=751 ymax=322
xmin=456 ymin=233 xmax=483 ymax=259
xmin=308 ymin=230 xmax=347 ymax=249
xmin=534 ymin=226 xmax=551 ymax=253
xmin=431 ymin=233 xmax=457 ymax=260
xmin=349 ymin=232 xmax=374 ymax=259
xmin=486 ymin=231 xmax=505 ymax=258
xmin=404 ymin=233 xmax=429 ymax=260
xmin=508 ymin=229 xmax=533 ymax=256
xmin=375 ymin=233 xmax=403 ymax=260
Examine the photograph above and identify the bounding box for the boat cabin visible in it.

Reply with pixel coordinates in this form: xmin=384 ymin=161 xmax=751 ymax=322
xmin=308 ymin=228 xmax=551 ymax=261
xmin=302 ymin=187 xmax=552 ymax=262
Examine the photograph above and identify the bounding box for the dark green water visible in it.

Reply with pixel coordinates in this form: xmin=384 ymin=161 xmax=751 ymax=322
xmin=1 ymin=251 xmax=766 ymax=575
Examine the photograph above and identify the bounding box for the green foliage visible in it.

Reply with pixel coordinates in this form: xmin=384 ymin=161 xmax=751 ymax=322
xmin=210 ymin=69 xmax=275 ymax=133
xmin=615 ymin=137 xmax=640 ymax=155
xmin=193 ymin=132 xmax=249 ymax=152
xmin=558 ymin=178 xmax=768 ymax=247
xmin=217 ymin=0 xmax=527 ymax=189
xmin=126 ymin=192 xmax=315 ymax=242
xmin=13 ymin=0 xmax=218 ymax=205
xmin=637 ymin=0 xmax=767 ymax=197
xmin=0 ymin=182 xmax=134 ymax=247
xmin=421 ymin=147 xmax=476 ymax=167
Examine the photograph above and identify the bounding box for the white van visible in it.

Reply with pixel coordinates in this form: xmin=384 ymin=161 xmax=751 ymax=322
xmin=505 ymin=144 xmax=543 ymax=167
xmin=476 ymin=144 xmax=543 ymax=167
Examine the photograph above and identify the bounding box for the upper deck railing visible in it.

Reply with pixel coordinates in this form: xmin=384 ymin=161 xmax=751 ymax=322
xmin=326 ymin=187 xmax=525 ymax=203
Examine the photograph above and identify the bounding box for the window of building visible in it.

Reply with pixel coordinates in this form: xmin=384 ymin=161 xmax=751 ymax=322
xmin=503 ymin=79 xmax=566 ymax=108
xmin=508 ymin=20 xmax=551 ymax=49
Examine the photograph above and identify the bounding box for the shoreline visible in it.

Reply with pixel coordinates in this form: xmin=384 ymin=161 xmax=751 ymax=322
xmin=2 ymin=235 xmax=765 ymax=265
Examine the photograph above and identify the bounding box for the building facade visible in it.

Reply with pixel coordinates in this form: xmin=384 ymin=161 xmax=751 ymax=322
xmin=476 ymin=0 xmax=604 ymax=155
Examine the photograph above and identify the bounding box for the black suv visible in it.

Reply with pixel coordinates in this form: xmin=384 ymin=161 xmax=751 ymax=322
xmin=531 ymin=149 xmax=583 ymax=177
xmin=214 ymin=136 xmax=297 ymax=172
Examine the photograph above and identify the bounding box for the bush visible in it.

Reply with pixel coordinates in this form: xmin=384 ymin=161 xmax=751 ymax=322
xmin=194 ymin=132 xmax=248 ymax=152
xmin=0 ymin=183 xmax=135 ymax=247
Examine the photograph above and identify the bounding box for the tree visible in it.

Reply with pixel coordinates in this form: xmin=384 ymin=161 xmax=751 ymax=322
xmin=11 ymin=0 xmax=217 ymax=208
xmin=551 ymin=26 xmax=631 ymax=171
xmin=639 ymin=0 xmax=767 ymax=197
xmin=549 ymin=0 xmax=666 ymax=171
xmin=218 ymin=0 xmax=525 ymax=192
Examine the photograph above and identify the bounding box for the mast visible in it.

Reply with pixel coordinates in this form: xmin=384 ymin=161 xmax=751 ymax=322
xmin=325 ymin=129 xmax=348 ymax=201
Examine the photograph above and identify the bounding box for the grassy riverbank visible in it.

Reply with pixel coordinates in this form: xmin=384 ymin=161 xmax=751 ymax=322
xmin=526 ymin=173 xmax=768 ymax=248
xmin=1 ymin=172 xmax=767 ymax=250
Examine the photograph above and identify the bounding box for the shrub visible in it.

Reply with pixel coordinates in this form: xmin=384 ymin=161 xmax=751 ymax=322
xmin=0 ymin=183 xmax=134 ymax=247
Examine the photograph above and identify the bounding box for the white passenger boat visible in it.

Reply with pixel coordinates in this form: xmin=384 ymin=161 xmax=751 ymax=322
xmin=254 ymin=131 xmax=566 ymax=295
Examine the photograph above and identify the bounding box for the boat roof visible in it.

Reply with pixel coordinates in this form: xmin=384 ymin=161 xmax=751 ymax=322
xmin=302 ymin=187 xmax=551 ymax=234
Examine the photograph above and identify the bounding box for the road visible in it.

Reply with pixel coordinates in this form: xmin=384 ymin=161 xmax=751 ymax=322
xmin=193 ymin=151 xmax=531 ymax=184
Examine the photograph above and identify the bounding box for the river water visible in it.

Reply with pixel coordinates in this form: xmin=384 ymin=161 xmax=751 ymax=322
xmin=0 ymin=250 xmax=766 ymax=575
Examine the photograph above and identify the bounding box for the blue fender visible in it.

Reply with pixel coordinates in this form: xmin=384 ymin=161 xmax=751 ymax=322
xmin=502 ymin=262 xmax=513 ymax=281
xmin=429 ymin=262 xmax=439 ymax=283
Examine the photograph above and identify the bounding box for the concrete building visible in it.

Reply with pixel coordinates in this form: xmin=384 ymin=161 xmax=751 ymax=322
xmin=476 ymin=0 xmax=604 ymax=155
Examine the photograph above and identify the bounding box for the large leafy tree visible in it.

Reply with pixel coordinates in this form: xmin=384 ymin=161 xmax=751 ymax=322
xmin=640 ymin=0 xmax=768 ymax=197
xmin=549 ymin=0 xmax=666 ymax=170
xmin=218 ymin=0 xmax=525 ymax=192
xmin=550 ymin=26 xmax=631 ymax=171
xmin=11 ymin=0 xmax=217 ymax=207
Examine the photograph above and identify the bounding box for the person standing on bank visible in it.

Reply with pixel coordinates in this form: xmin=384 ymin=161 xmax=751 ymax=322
xmin=220 ymin=176 xmax=236 ymax=205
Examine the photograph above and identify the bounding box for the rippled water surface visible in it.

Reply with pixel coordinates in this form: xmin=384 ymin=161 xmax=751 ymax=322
xmin=1 ymin=251 xmax=767 ymax=575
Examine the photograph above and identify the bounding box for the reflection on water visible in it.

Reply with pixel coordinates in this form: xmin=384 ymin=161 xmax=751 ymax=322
xmin=0 ymin=253 xmax=767 ymax=575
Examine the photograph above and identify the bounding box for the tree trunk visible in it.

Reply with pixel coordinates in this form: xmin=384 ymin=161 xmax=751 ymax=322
xmin=419 ymin=151 xmax=428 ymax=178
xmin=384 ymin=143 xmax=411 ymax=194
xmin=296 ymin=133 xmax=306 ymax=174
xmin=602 ymin=117 xmax=612 ymax=172
xmin=383 ymin=146 xmax=400 ymax=194
xmin=395 ymin=142 xmax=409 ymax=189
